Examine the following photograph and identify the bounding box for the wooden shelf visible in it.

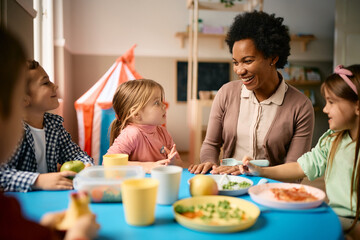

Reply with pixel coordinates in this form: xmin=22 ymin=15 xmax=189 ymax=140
xmin=187 ymin=0 xmax=263 ymax=12
xmin=286 ymin=80 xmax=321 ymax=86
xmin=290 ymin=35 xmax=316 ymax=51
xmin=176 ymin=32 xmax=316 ymax=52
xmin=175 ymin=32 xmax=226 ymax=48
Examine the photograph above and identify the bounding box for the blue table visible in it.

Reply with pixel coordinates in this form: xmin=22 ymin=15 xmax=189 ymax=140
xmin=7 ymin=170 xmax=343 ymax=240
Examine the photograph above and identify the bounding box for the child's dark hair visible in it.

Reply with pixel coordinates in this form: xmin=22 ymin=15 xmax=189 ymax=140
xmin=0 ymin=28 xmax=27 ymax=119
xmin=109 ymin=79 xmax=165 ymax=145
xmin=321 ymin=64 xmax=360 ymax=232
xmin=25 ymin=60 xmax=40 ymax=94
xmin=27 ymin=60 xmax=39 ymax=70
xmin=225 ymin=11 xmax=290 ymax=69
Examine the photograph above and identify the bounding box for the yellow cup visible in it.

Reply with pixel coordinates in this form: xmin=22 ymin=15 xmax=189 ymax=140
xmin=103 ymin=154 xmax=128 ymax=178
xmin=122 ymin=178 xmax=159 ymax=226
xmin=103 ymin=154 xmax=128 ymax=166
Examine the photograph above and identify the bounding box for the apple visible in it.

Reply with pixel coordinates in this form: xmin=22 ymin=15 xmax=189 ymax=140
xmin=60 ymin=160 xmax=85 ymax=179
xmin=189 ymin=175 xmax=218 ymax=196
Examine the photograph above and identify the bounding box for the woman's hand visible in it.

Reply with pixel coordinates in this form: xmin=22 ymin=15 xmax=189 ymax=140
xmin=210 ymin=165 xmax=240 ymax=175
xmin=188 ymin=162 xmax=216 ymax=174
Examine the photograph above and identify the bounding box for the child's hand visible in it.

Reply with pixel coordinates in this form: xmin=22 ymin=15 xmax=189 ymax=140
xmin=238 ymin=156 xmax=262 ymax=176
xmin=33 ymin=172 xmax=76 ymax=190
xmin=164 ymin=144 xmax=179 ymax=161
xmin=141 ymin=160 xmax=170 ymax=173
xmin=41 ymin=211 xmax=100 ymax=240
xmin=65 ymin=213 xmax=100 ymax=240
xmin=40 ymin=211 xmax=65 ymax=228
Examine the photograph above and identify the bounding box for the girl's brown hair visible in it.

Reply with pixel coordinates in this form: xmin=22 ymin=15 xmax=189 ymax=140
xmin=109 ymin=79 xmax=164 ymax=145
xmin=321 ymin=64 xmax=360 ymax=232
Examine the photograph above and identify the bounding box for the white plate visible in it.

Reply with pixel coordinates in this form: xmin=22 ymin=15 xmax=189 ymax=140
xmin=248 ymin=183 xmax=325 ymax=209
xmin=188 ymin=175 xmax=253 ymax=196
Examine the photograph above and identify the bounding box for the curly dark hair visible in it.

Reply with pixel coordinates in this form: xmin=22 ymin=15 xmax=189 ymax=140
xmin=225 ymin=11 xmax=290 ymax=69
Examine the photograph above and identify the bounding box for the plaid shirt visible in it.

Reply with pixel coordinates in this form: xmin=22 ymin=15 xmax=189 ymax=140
xmin=0 ymin=113 xmax=94 ymax=192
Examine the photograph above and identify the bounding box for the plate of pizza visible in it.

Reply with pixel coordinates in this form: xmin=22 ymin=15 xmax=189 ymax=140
xmin=248 ymin=183 xmax=325 ymax=209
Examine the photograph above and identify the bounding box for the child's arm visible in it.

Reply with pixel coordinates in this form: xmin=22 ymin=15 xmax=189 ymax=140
xmin=128 ymin=160 xmax=171 ymax=174
xmin=0 ymin=164 xmax=76 ymax=191
xmin=0 ymin=164 xmax=39 ymax=192
xmin=238 ymin=158 xmax=306 ymax=182
xmin=127 ymin=144 xmax=181 ymax=173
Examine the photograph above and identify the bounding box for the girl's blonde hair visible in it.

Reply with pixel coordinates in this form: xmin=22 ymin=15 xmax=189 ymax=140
xmin=109 ymin=79 xmax=165 ymax=145
xmin=321 ymin=64 xmax=360 ymax=232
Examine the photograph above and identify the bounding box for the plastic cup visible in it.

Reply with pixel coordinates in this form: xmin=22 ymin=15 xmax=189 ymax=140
xmin=103 ymin=154 xmax=128 ymax=166
xmin=121 ymin=178 xmax=159 ymax=226
xmin=103 ymin=154 xmax=128 ymax=178
xmin=151 ymin=166 xmax=182 ymax=205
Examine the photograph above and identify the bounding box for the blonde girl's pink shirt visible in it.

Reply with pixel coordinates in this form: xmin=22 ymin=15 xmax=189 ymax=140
xmin=107 ymin=124 xmax=175 ymax=162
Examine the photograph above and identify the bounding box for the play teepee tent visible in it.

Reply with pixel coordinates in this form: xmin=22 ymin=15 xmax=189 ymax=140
xmin=75 ymin=45 xmax=142 ymax=164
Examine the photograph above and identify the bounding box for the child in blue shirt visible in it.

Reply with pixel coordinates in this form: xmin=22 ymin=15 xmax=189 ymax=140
xmin=0 ymin=60 xmax=94 ymax=192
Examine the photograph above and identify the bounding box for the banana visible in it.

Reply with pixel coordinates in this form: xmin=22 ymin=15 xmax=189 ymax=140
xmin=56 ymin=191 xmax=92 ymax=230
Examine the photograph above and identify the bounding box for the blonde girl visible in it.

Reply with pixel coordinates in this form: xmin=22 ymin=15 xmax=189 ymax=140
xmin=107 ymin=79 xmax=182 ymax=173
xmin=238 ymin=65 xmax=360 ymax=238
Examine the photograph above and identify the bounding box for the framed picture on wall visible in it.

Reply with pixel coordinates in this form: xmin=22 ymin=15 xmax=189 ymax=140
xmin=176 ymin=61 xmax=231 ymax=102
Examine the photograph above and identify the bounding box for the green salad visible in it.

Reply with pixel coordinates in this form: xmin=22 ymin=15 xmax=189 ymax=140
xmin=222 ymin=181 xmax=251 ymax=190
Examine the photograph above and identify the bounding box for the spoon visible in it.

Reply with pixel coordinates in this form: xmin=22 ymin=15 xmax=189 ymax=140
xmin=219 ymin=174 xmax=229 ymax=190
xmin=257 ymin=178 xmax=268 ymax=185
xmin=220 ymin=158 xmax=270 ymax=167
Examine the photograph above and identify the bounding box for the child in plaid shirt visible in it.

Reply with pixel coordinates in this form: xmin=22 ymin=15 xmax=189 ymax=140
xmin=0 ymin=60 xmax=94 ymax=192
xmin=0 ymin=28 xmax=98 ymax=239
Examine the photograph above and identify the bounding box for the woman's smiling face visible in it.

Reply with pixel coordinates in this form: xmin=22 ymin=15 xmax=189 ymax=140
xmin=232 ymin=39 xmax=277 ymax=95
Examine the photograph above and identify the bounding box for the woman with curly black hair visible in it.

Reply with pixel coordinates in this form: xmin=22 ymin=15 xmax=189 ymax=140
xmin=188 ymin=11 xmax=315 ymax=175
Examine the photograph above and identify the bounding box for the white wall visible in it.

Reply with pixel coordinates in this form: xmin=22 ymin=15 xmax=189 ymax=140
xmin=64 ymin=0 xmax=335 ymax=60
xmin=62 ymin=0 xmax=336 ymax=152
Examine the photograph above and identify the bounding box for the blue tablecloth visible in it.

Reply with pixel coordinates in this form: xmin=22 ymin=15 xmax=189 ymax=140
xmin=6 ymin=169 xmax=343 ymax=240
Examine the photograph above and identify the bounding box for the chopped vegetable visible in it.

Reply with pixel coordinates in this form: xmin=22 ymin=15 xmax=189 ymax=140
xmin=175 ymin=200 xmax=249 ymax=223
xmin=222 ymin=181 xmax=251 ymax=190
